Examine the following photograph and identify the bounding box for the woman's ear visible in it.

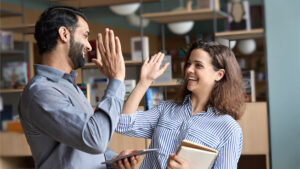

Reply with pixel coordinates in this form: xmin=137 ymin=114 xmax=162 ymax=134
xmin=216 ymin=69 xmax=225 ymax=82
xmin=58 ymin=26 xmax=69 ymax=43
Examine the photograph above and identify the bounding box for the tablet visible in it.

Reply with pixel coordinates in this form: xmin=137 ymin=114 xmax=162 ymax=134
xmin=101 ymin=148 xmax=158 ymax=165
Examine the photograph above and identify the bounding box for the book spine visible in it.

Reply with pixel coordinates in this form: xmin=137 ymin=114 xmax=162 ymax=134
xmin=145 ymin=88 xmax=152 ymax=110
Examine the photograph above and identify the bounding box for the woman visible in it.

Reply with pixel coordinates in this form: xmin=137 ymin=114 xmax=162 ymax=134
xmin=115 ymin=40 xmax=245 ymax=169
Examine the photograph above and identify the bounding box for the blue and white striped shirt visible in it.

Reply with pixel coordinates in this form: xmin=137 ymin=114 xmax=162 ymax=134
xmin=116 ymin=95 xmax=242 ymax=169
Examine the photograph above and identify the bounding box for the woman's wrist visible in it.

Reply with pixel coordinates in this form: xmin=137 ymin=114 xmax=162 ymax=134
xmin=138 ymin=79 xmax=152 ymax=88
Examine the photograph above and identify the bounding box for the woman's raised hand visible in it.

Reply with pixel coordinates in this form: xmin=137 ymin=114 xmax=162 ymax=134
xmin=140 ymin=52 xmax=169 ymax=85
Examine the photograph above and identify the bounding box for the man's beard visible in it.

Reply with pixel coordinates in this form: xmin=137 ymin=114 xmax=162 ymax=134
xmin=69 ymin=35 xmax=86 ymax=70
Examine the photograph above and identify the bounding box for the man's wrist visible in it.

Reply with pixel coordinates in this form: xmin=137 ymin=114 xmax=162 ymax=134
xmin=112 ymin=76 xmax=125 ymax=82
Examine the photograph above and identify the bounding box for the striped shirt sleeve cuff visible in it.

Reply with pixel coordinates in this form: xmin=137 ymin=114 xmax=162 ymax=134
xmin=118 ymin=113 xmax=136 ymax=126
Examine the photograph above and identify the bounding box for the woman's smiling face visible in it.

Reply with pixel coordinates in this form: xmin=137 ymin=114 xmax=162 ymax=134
xmin=185 ymin=49 xmax=224 ymax=95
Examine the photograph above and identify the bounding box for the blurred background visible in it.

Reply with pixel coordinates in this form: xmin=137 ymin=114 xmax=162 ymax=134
xmin=0 ymin=0 xmax=299 ymax=169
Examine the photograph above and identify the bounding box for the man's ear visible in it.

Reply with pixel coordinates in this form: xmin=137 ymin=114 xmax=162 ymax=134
xmin=216 ymin=69 xmax=225 ymax=82
xmin=58 ymin=26 xmax=69 ymax=43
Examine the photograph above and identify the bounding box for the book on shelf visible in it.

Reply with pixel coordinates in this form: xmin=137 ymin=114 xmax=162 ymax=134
xmin=250 ymin=5 xmax=264 ymax=29
xmin=0 ymin=104 xmax=13 ymax=131
xmin=153 ymin=54 xmax=172 ymax=84
xmin=176 ymin=140 xmax=218 ymax=169
xmin=2 ymin=120 xmax=23 ymax=133
xmin=145 ymin=87 xmax=163 ymax=110
xmin=2 ymin=61 xmax=28 ymax=89
xmin=242 ymin=70 xmax=256 ymax=102
xmin=124 ymin=79 xmax=136 ymax=100
xmin=0 ymin=30 xmax=14 ymax=50
xmin=77 ymin=83 xmax=91 ymax=103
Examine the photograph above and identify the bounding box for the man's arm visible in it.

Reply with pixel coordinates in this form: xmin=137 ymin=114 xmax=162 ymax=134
xmin=26 ymin=78 xmax=124 ymax=154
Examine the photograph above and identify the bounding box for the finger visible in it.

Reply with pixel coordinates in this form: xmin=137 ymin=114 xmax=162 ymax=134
xmin=169 ymin=160 xmax=179 ymax=168
xmin=109 ymin=29 xmax=116 ymax=55
xmin=153 ymin=52 xmax=162 ymax=63
xmin=171 ymin=154 xmax=185 ymax=164
xmin=157 ymin=53 xmax=165 ymax=64
xmin=135 ymin=155 xmax=140 ymax=161
xmin=117 ymin=160 xmax=125 ymax=169
xmin=129 ymin=156 xmax=137 ymax=167
xmin=92 ymin=58 xmax=106 ymax=74
xmin=122 ymin=158 xmax=131 ymax=169
xmin=98 ymin=33 xmax=109 ymax=67
xmin=112 ymin=163 xmax=118 ymax=169
xmin=97 ymin=33 xmax=106 ymax=58
xmin=92 ymin=58 xmax=103 ymax=67
xmin=143 ymin=57 xmax=149 ymax=65
xmin=104 ymin=28 xmax=111 ymax=56
xmin=149 ymin=53 xmax=158 ymax=63
xmin=115 ymin=36 xmax=122 ymax=56
xmin=158 ymin=62 xmax=169 ymax=75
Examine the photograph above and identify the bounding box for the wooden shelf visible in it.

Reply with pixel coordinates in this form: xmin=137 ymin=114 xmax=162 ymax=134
xmin=141 ymin=8 xmax=227 ymax=23
xmin=0 ymin=8 xmax=22 ymax=17
xmin=215 ymin=29 xmax=264 ymax=40
xmin=0 ymin=132 xmax=31 ymax=157
xmin=0 ymin=24 xmax=35 ymax=34
xmin=84 ymin=60 xmax=143 ymax=68
xmin=0 ymin=89 xmax=24 ymax=93
xmin=0 ymin=49 xmax=25 ymax=55
xmin=151 ymin=79 xmax=182 ymax=87
xmin=52 ymin=0 xmax=158 ymax=8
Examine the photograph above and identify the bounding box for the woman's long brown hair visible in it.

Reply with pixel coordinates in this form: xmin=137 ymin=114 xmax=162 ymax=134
xmin=176 ymin=40 xmax=245 ymax=120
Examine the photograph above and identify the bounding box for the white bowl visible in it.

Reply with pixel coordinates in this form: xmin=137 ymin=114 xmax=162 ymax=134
xmin=215 ymin=37 xmax=237 ymax=49
xmin=238 ymin=39 xmax=256 ymax=55
xmin=110 ymin=3 xmax=140 ymax=16
xmin=167 ymin=21 xmax=194 ymax=35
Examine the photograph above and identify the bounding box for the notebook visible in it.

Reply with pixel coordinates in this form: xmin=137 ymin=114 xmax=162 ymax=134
xmin=176 ymin=140 xmax=218 ymax=169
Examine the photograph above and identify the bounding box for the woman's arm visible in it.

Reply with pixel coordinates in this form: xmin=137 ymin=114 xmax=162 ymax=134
xmin=122 ymin=52 xmax=169 ymax=115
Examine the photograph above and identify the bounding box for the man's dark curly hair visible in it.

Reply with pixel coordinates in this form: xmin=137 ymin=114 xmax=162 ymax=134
xmin=34 ymin=6 xmax=87 ymax=55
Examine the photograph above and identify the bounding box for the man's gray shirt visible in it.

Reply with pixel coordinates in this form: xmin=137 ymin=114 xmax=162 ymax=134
xmin=19 ymin=64 xmax=124 ymax=169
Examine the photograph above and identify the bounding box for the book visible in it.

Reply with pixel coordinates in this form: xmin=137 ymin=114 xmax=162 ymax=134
xmin=145 ymin=87 xmax=163 ymax=110
xmin=250 ymin=5 xmax=264 ymax=29
xmin=0 ymin=30 xmax=14 ymax=50
xmin=242 ymin=70 xmax=256 ymax=102
xmin=176 ymin=140 xmax=218 ymax=169
xmin=101 ymin=149 xmax=158 ymax=165
xmin=3 ymin=120 xmax=23 ymax=133
xmin=77 ymin=83 xmax=91 ymax=103
xmin=2 ymin=61 xmax=28 ymax=89
xmin=124 ymin=79 xmax=136 ymax=100
xmin=0 ymin=105 xmax=13 ymax=131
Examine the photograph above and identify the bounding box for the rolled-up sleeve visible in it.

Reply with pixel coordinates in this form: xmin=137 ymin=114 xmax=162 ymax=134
xmin=27 ymin=79 xmax=125 ymax=154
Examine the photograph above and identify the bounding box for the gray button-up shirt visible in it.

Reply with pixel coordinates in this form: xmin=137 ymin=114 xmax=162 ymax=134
xmin=19 ymin=64 xmax=125 ymax=169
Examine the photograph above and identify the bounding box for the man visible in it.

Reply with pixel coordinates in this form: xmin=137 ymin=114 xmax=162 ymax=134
xmin=19 ymin=6 xmax=137 ymax=169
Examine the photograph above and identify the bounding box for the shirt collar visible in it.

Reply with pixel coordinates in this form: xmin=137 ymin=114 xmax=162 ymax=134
xmin=183 ymin=94 xmax=216 ymax=115
xmin=34 ymin=64 xmax=78 ymax=84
